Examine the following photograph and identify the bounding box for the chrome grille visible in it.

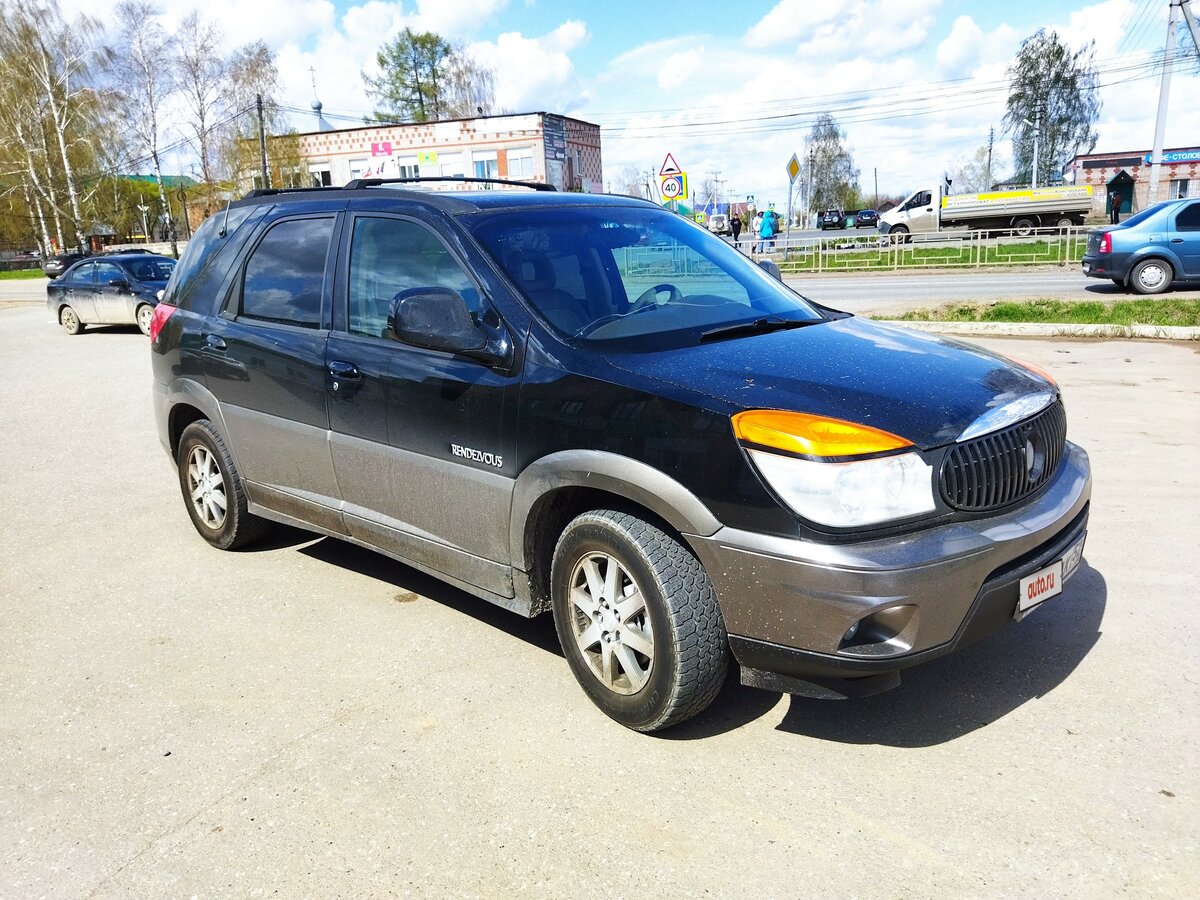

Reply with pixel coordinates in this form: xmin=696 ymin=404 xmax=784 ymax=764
xmin=940 ymin=401 xmax=1067 ymax=512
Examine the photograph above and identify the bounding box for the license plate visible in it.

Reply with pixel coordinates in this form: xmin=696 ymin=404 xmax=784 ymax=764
xmin=1015 ymin=535 xmax=1086 ymax=621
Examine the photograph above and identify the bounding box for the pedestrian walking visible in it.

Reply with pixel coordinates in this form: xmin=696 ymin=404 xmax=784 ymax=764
xmin=731 ymin=216 xmax=742 ymax=246
xmin=758 ymin=210 xmax=775 ymax=254
xmin=1110 ymin=191 xmax=1122 ymax=225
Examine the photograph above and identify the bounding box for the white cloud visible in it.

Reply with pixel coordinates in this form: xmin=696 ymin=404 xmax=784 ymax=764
xmin=743 ymin=0 xmax=843 ymax=48
xmin=466 ymin=21 xmax=591 ymax=113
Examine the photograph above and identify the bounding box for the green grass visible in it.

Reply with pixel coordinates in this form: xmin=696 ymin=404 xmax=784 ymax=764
xmin=0 ymin=268 xmax=45 ymax=280
xmin=890 ymin=298 xmax=1200 ymax=327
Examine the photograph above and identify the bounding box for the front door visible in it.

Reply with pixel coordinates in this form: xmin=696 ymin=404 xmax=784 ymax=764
xmin=905 ymin=189 xmax=937 ymax=233
xmin=201 ymin=213 xmax=344 ymax=532
xmin=91 ymin=260 xmax=130 ymax=323
xmin=1172 ymin=200 xmax=1200 ymax=276
xmin=325 ymin=212 xmax=521 ymax=597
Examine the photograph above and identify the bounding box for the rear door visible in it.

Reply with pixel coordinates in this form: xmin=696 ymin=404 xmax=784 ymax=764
xmin=325 ymin=210 xmax=521 ymax=597
xmin=201 ymin=212 xmax=345 ymax=532
xmin=1172 ymin=201 xmax=1200 ymax=276
xmin=59 ymin=262 xmax=98 ymax=321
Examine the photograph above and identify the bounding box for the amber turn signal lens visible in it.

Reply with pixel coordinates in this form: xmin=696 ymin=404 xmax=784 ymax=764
xmin=732 ymin=410 xmax=912 ymax=458
xmin=1004 ymin=354 xmax=1058 ymax=387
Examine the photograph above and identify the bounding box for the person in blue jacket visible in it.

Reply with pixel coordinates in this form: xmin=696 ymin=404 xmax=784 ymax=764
xmin=758 ymin=209 xmax=775 ymax=254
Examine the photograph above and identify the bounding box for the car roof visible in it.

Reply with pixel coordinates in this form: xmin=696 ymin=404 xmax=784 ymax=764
xmin=100 ymin=252 xmax=175 ymax=262
xmin=230 ymin=185 xmax=658 ymax=216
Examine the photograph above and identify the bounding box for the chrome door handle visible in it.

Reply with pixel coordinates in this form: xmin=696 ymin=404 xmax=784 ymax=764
xmin=204 ymin=334 xmax=227 ymax=351
xmin=328 ymin=360 xmax=361 ymax=379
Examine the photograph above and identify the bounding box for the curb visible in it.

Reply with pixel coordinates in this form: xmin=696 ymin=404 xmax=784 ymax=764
xmin=876 ymin=320 xmax=1200 ymax=341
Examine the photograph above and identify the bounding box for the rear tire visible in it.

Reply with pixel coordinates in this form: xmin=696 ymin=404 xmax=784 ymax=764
xmin=136 ymin=303 xmax=154 ymax=336
xmin=59 ymin=306 xmax=83 ymax=335
xmin=1129 ymin=258 xmax=1173 ymax=295
xmin=550 ymin=510 xmax=728 ymax=732
xmin=1055 ymin=217 xmax=1074 ymax=229
xmin=176 ymin=419 xmax=268 ymax=550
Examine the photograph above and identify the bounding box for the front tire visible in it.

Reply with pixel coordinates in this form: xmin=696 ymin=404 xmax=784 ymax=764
xmin=1013 ymin=217 xmax=1036 ymax=237
xmin=59 ymin=306 xmax=83 ymax=335
xmin=550 ymin=510 xmax=728 ymax=732
xmin=176 ymin=419 xmax=268 ymax=550
xmin=1129 ymin=258 xmax=1173 ymax=295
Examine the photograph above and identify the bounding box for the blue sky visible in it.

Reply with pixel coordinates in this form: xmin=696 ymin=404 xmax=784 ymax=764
xmin=65 ymin=0 xmax=1200 ymax=203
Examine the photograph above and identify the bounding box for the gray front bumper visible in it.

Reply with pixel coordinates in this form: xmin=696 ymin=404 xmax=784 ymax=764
xmin=689 ymin=442 xmax=1091 ymax=677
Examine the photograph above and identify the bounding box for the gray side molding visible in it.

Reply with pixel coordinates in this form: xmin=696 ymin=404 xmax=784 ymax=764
xmin=508 ymin=450 xmax=722 ymax=570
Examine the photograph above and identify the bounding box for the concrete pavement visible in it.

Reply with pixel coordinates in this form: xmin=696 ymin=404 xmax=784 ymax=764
xmin=1 ymin=305 xmax=1197 ymax=896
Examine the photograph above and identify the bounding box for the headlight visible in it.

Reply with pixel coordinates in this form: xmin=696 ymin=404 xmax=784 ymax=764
xmin=734 ymin=410 xmax=935 ymax=528
xmin=747 ymin=449 xmax=934 ymax=527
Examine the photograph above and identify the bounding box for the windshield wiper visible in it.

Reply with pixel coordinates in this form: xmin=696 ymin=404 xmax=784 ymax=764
xmin=699 ymin=317 xmax=821 ymax=343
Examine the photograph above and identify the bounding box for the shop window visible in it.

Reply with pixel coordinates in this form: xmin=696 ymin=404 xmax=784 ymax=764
xmin=1169 ymin=179 xmax=1189 ymax=199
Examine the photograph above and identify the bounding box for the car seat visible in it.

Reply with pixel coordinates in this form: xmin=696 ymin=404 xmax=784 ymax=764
xmin=503 ymin=249 xmax=589 ymax=334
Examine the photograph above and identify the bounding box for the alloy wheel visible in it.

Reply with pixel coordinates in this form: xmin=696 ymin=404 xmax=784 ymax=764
xmin=567 ymin=552 xmax=654 ymax=694
xmin=187 ymin=445 xmax=227 ymax=529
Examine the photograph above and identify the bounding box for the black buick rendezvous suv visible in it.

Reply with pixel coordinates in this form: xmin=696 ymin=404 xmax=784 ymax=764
xmin=150 ymin=177 xmax=1091 ymax=732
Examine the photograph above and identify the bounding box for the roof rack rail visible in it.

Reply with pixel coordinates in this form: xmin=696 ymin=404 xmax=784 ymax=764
xmin=343 ymin=176 xmax=557 ymax=192
xmin=243 ymin=185 xmax=342 ymax=199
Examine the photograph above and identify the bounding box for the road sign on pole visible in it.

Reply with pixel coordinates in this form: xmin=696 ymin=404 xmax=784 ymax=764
xmin=660 ymin=171 xmax=688 ymax=203
xmin=659 ymin=153 xmax=682 ymax=177
xmin=785 ymin=153 xmax=801 ymax=261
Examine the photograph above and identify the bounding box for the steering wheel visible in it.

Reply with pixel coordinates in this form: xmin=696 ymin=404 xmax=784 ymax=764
xmin=634 ymin=283 xmax=683 ymax=308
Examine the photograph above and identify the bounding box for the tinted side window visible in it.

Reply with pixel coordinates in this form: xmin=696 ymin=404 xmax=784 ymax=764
xmin=240 ymin=217 xmax=333 ymax=328
xmin=1176 ymin=202 xmax=1200 ymax=231
xmin=94 ymin=262 xmax=123 ymax=284
xmin=70 ymin=262 xmax=95 ymax=284
xmin=347 ymin=217 xmax=479 ymax=339
xmin=169 ymin=204 xmax=263 ymax=312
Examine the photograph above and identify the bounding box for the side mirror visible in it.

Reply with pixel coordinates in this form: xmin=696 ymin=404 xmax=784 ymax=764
xmin=757 ymin=258 xmax=783 ymax=281
xmin=108 ymin=277 xmax=130 ymax=291
xmin=389 ymin=287 xmax=485 ymax=353
xmin=388 ymin=287 xmax=512 ymax=369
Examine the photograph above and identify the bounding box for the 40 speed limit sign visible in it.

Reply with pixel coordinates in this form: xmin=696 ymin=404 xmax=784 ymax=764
xmin=660 ymin=172 xmax=688 ymax=202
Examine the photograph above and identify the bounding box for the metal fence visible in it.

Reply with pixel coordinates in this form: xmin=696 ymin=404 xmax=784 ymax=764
xmin=745 ymin=227 xmax=1091 ymax=274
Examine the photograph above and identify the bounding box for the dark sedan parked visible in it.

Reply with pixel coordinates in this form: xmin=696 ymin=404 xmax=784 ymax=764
xmin=46 ymin=252 xmax=176 ymax=335
xmin=855 ymin=209 xmax=879 ymax=229
xmin=1082 ymin=197 xmax=1200 ymax=293
xmin=42 ymin=252 xmax=87 ymax=279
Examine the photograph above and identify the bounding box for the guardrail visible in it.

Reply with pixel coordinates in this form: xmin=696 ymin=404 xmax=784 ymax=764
xmin=747 ymin=226 xmax=1091 ymax=274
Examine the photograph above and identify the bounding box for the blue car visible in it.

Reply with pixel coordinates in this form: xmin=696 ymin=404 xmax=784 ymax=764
xmin=1081 ymin=197 xmax=1200 ymax=293
xmin=46 ymin=252 xmax=176 ymax=336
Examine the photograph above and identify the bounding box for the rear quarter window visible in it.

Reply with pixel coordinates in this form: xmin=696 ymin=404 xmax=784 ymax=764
xmin=168 ymin=204 xmax=264 ymax=312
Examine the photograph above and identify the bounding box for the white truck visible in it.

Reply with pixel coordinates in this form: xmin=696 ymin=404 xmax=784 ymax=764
xmin=878 ymin=184 xmax=1094 ymax=238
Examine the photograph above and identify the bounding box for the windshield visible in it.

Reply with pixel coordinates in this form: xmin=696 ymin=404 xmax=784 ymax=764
xmin=466 ymin=205 xmax=824 ymax=344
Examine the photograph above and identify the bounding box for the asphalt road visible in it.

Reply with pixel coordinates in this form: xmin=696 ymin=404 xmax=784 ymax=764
xmin=1 ymin=305 xmax=1197 ymax=896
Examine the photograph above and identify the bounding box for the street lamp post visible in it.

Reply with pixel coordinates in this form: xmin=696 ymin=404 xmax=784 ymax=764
xmin=136 ymin=202 xmax=150 ymax=243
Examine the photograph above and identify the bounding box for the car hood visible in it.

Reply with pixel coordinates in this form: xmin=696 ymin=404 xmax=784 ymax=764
xmin=604 ymin=316 xmax=1055 ymax=449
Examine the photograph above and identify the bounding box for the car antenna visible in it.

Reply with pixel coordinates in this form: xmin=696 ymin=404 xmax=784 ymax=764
xmin=218 ymin=197 xmax=232 ymax=237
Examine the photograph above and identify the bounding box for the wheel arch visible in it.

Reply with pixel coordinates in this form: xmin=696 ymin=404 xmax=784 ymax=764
xmin=163 ymin=380 xmax=226 ymax=457
xmin=511 ymin=451 xmax=722 ymax=614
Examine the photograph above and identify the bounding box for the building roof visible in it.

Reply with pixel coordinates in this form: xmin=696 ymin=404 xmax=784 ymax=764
xmin=292 ymin=111 xmax=601 ymax=139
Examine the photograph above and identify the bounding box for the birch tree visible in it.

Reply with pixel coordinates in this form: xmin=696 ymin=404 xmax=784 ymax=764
xmin=114 ymin=1 xmax=177 ymax=255
xmin=174 ymin=10 xmax=226 ymax=186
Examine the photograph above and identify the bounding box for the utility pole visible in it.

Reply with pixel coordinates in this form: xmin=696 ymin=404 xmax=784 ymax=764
xmin=1025 ymin=113 xmax=1041 ymax=189
xmin=873 ymin=167 xmax=878 ymax=209
xmin=985 ymin=126 xmax=994 ymax=190
xmin=137 ymin=202 xmax=149 ymax=243
xmin=256 ymin=93 xmax=270 ymax=190
xmin=1148 ymin=1 xmax=1183 ymax=205
xmin=1182 ymin=0 xmax=1200 ymax=54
